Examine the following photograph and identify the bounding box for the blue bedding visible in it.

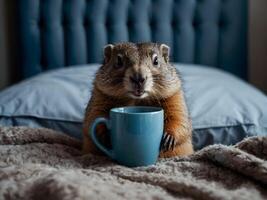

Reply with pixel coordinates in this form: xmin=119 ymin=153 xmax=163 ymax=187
xmin=0 ymin=64 xmax=266 ymax=149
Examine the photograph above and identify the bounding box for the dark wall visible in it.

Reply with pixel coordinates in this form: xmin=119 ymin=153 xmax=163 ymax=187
xmin=0 ymin=0 xmax=19 ymax=90
xmin=249 ymin=0 xmax=267 ymax=94
xmin=0 ymin=0 xmax=8 ymax=90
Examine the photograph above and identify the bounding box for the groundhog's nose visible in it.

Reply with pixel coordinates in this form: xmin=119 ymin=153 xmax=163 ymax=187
xmin=130 ymin=73 xmax=146 ymax=87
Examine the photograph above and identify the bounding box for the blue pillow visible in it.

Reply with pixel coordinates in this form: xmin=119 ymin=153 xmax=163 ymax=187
xmin=0 ymin=64 xmax=266 ymax=149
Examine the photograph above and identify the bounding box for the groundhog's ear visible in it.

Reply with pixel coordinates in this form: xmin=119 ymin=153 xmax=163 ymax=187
xmin=103 ymin=44 xmax=114 ymax=63
xmin=160 ymin=44 xmax=170 ymax=63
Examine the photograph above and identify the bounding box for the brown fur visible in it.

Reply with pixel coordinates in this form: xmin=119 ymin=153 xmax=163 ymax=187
xmin=83 ymin=42 xmax=193 ymax=158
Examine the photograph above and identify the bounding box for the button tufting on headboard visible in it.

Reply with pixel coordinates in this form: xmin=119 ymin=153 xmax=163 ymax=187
xmin=18 ymin=0 xmax=248 ymax=79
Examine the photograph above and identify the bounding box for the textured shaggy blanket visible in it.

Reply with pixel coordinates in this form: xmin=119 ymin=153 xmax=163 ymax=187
xmin=0 ymin=127 xmax=267 ymax=200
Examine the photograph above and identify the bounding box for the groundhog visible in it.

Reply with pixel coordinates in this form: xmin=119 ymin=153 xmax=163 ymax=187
xmin=83 ymin=42 xmax=193 ymax=158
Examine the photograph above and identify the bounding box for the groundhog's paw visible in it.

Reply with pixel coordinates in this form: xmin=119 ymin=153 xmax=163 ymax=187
xmin=160 ymin=132 xmax=177 ymax=152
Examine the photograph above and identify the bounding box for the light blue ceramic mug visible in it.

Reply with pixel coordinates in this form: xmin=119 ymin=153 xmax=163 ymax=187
xmin=90 ymin=106 xmax=164 ymax=167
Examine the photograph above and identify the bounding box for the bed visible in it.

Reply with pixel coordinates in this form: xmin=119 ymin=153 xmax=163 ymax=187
xmin=0 ymin=0 xmax=267 ymax=199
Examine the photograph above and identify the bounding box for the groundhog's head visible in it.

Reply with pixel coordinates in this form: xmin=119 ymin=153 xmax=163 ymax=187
xmin=95 ymin=42 xmax=181 ymax=100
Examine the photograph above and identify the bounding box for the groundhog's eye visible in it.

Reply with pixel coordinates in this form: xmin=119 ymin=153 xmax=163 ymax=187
xmin=152 ymin=54 xmax=159 ymax=66
xmin=116 ymin=54 xmax=123 ymax=68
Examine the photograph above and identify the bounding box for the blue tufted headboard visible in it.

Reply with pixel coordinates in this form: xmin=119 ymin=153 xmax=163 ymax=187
xmin=18 ymin=0 xmax=248 ymax=79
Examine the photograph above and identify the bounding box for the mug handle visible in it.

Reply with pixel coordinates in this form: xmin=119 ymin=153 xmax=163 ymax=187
xmin=90 ymin=117 xmax=114 ymax=159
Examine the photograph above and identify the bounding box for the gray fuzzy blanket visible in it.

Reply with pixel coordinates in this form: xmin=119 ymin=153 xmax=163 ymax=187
xmin=0 ymin=127 xmax=267 ymax=200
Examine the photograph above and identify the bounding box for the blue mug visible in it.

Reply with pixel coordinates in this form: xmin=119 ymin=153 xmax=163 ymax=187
xmin=90 ymin=106 xmax=164 ymax=167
